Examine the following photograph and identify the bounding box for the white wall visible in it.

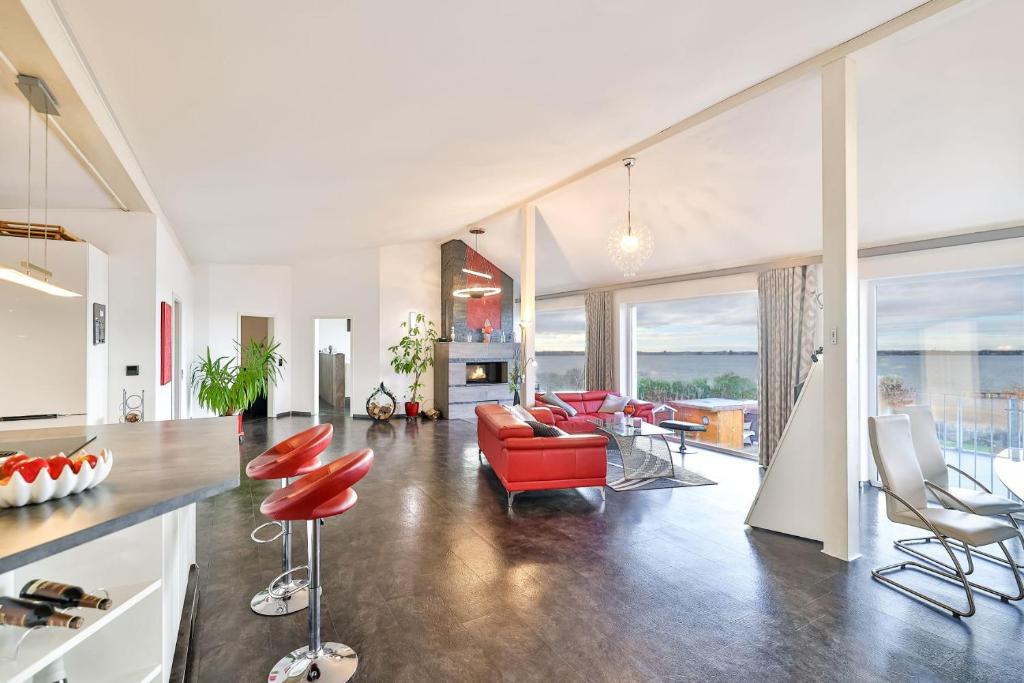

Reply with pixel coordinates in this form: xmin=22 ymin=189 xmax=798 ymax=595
xmin=86 ymin=244 xmax=109 ymax=424
xmin=292 ymin=248 xmax=380 ymax=415
xmin=379 ymin=242 xmax=441 ymax=408
xmin=153 ymin=217 xmax=194 ymax=420
xmin=289 ymin=241 xmax=441 ymax=416
xmin=192 ymin=263 xmax=292 ymax=417
xmin=0 ymin=209 xmax=197 ymax=423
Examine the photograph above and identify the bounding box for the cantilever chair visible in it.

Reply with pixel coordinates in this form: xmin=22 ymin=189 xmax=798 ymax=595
xmin=900 ymin=406 xmax=1024 ymax=571
xmin=868 ymin=415 xmax=1024 ymax=618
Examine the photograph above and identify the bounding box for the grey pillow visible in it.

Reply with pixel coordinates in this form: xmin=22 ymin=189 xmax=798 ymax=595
xmin=525 ymin=420 xmax=564 ymax=438
xmin=598 ymin=394 xmax=630 ymax=413
xmin=539 ymin=392 xmax=577 ymax=417
xmin=509 ymin=404 xmax=534 ymax=423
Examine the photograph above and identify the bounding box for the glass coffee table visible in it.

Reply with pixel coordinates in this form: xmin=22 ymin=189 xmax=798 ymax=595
xmin=588 ymin=418 xmax=677 ymax=480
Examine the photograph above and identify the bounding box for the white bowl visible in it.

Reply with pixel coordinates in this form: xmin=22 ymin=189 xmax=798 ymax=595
xmin=0 ymin=449 xmax=113 ymax=508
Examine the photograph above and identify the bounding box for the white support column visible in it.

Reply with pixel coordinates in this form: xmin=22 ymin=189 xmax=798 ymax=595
xmin=519 ymin=205 xmax=537 ymax=406
xmin=821 ymin=57 xmax=860 ymax=561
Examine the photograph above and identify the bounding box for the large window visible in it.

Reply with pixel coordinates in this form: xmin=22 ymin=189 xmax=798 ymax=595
xmin=874 ymin=269 xmax=1024 ymax=494
xmin=634 ymin=291 xmax=759 ymax=456
xmin=535 ymin=307 xmax=586 ymax=391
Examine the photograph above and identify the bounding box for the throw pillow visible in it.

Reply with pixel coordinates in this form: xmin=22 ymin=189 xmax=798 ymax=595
xmin=598 ymin=394 xmax=630 ymax=414
xmin=538 ymin=391 xmax=578 ymax=417
xmin=509 ymin=404 xmax=535 ymax=424
xmin=525 ymin=420 xmax=563 ymax=438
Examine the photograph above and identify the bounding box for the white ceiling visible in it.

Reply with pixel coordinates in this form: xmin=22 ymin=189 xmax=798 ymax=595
xmin=476 ymin=0 xmax=1024 ymax=293
xmin=50 ymin=0 xmax=923 ymax=264
xmin=0 ymin=74 xmax=117 ymax=213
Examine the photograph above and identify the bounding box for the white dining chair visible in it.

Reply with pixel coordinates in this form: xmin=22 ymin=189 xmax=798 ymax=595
xmin=900 ymin=405 xmax=1024 ymax=570
xmin=868 ymin=415 xmax=1024 ymax=618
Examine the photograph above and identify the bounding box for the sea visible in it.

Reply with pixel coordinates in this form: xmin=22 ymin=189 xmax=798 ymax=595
xmin=536 ymin=351 xmax=1024 ymax=396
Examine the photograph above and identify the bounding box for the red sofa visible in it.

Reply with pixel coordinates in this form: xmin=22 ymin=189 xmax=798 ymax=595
xmin=475 ymin=404 xmax=608 ymax=508
xmin=534 ymin=391 xmax=655 ymax=434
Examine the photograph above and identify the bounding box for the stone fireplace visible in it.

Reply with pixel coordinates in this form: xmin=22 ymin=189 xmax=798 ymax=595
xmin=434 ymin=342 xmax=517 ymax=420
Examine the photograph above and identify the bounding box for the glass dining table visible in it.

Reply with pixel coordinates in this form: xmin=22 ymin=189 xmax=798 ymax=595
xmin=587 ymin=418 xmax=677 ymax=480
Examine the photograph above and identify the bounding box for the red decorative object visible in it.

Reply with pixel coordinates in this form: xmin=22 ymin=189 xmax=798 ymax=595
xmin=160 ymin=302 xmax=172 ymax=386
xmin=465 ymin=245 xmax=502 ymax=330
xmin=404 ymin=401 xmax=420 ymax=418
xmin=623 ymin=403 xmax=636 ymax=417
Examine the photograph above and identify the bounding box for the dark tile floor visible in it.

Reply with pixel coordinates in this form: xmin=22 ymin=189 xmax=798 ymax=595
xmin=195 ymin=415 xmax=1024 ymax=682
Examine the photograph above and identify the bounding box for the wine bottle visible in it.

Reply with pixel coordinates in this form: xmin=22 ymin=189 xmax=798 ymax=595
xmin=0 ymin=596 xmax=83 ymax=629
xmin=20 ymin=580 xmax=112 ymax=610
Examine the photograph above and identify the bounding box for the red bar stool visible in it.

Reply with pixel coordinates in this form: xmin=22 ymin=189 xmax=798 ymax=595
xmin=245 ymin=423 xmax=333 ymax=617
xmin=261 ymin=448 xmax=373 ymax=683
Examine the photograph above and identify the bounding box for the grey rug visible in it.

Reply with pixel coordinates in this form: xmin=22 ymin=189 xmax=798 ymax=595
xmin=604 ymin=448 xmax=717 ymax=492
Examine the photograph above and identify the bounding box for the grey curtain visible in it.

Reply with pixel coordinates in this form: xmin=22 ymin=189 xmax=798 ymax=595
xmin=757 ymin=266 xmax=818 ymax=467
xmin=585 ymin=291 xmax=614 ymax=391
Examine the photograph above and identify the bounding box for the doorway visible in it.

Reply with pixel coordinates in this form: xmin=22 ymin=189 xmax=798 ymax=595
xmin=240 ymin=315 xmax=272 ymax=420
xmin=315 ymin=318 xmax=351 ymax=418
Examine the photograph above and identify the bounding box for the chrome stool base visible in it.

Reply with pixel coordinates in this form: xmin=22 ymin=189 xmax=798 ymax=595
xmin=249 ymin=583 xmax=308 ymax=616
xmin=268 ymin=642 xmax=358 ymax=683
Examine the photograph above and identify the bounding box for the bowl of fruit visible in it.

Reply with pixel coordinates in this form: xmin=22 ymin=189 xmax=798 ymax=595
xmin=0 ymin=449 xmax=113 ymax=508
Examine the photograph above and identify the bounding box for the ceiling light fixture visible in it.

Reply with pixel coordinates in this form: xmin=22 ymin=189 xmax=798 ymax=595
xmin=607 ymin=157 xmax=652 ymax=278
xmin=5 ymin=75 xmax=80 ymax=298
xmin=453 ymin=227 xmax=501 ymax=299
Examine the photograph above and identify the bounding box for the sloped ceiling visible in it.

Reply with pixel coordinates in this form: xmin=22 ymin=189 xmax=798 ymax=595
xmin=51 ymin=0 xmax=922 ymax=264
xmin=476 ymin=0 xmax=1024 ymax=294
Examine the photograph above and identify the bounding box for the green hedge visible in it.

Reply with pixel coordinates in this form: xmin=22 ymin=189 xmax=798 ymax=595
xmin=637 ymin=372 xmax=757 ymax=403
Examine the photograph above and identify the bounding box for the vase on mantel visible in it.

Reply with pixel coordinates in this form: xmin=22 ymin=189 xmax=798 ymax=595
xmin=513 ymin=389 xmax=521 ymax=406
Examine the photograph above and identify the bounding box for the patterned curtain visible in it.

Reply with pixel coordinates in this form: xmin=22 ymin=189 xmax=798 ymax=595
xmin=757 ymin=266 xmax=818 ymax=467
xmin=585 ymin=291 xmax=614 ymax=391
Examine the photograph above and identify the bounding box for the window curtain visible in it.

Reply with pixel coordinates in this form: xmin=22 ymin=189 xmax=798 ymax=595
xmin=757 ymin=265 xmax=818 ymax=467
xmin=585 ymin=291 xmax=614 ymax=391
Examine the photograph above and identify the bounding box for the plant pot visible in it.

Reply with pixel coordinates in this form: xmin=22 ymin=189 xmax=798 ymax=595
xmin=513 ymin=390 xmax=521 ymax=406
xmin=404 ymin=401 xmax=420 ymax=418
xmin=482 ymin=333 xmax=491 ymax=343
xmin=237 ymin=413 xmax=244 ymax=439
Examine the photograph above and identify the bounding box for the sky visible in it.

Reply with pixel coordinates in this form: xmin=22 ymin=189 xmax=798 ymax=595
xmin=536 ymin=272 xmax=1024 ymax=353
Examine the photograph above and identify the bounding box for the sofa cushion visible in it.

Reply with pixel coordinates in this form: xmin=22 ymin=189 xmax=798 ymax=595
xmin=538 ymin=391 xmax=578 ymax=417
xmin=525 ymin=420 xmax=564 ymax=438
xmin=598 ymin=394 xmax=630 ymax=413
xmin=508 ymin=404 xmax=535 ymax=423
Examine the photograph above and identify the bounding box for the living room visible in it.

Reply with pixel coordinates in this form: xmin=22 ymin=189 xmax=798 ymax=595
xmin=0 ymin=1 xmax=1023 ymax=681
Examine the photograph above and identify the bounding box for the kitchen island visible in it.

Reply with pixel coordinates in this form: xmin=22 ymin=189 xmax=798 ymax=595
xmin=0 ymin=417 xmax=239 ymax=683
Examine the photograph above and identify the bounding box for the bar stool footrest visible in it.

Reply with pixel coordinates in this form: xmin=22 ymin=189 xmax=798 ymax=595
xmin=268 ymin=565 xmax=310 ymax=599
xmin=268 ymin=642 xmax=358 ymax=683
xmin=250 ymin=520 xmax=285 ymax=544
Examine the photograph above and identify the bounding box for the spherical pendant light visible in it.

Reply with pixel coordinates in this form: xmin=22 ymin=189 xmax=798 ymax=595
xmin=607 ymin=157 xmax=652 ymax=278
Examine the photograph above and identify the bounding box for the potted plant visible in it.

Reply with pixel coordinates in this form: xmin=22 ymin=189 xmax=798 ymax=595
xmin=508 ymin=345 xmax=534 ymax=406
xmin=191 ymin=338 xmax=285 ymax=435
xmin=388 ymin=314 xmax=438 ymax=418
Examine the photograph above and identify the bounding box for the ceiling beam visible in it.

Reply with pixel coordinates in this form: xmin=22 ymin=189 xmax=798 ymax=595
xmin=463 ymin=0 xmax=965 ymax=234
xmin=0 ymin=0 xmax=146 ymax=211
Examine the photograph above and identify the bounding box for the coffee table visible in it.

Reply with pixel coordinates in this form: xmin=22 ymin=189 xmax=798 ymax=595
xmin=588 ymin=418 xmax=676 ymax=480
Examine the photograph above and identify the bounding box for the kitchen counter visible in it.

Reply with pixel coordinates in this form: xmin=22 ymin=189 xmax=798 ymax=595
xmin=0 ymin=417 xmax=239 ymax=573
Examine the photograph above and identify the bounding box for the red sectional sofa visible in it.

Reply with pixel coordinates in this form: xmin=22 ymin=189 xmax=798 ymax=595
xmin=534 ymin=391 xmax=655 ymax=434
xmin=475 ymin=404 xmax=608 ymax=508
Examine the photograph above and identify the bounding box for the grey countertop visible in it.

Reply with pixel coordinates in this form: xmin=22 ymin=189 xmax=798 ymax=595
xmin=0 ymin=417 xmax=240 ymax=573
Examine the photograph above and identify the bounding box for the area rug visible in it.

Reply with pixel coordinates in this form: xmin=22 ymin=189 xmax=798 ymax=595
xmin=604 ymin=448 xmax=717 ymax=492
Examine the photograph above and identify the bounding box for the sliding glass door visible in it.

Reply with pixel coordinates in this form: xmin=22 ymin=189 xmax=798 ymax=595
xmin=632 ymin=291 xmax=760 ymax=456
xmin=873 ymin=269 xmax=1024 ymax=496
xmin=536 ymin=307 xmax=587 ymax=391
